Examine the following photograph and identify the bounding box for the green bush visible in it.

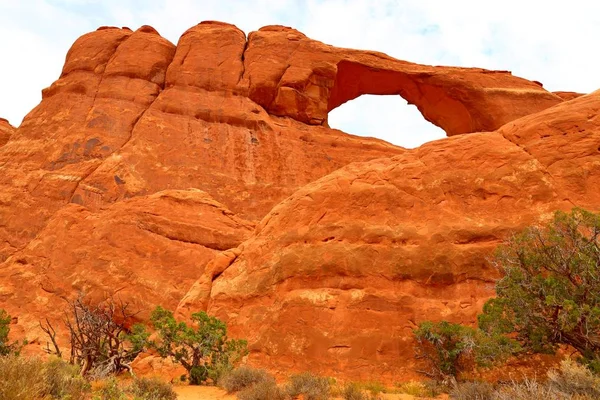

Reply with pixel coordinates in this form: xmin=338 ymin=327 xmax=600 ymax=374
xmin=286 ymin=372 xmax=330 ymax=400
xmin=478 ymin=209 xmax=600 ymax=369
xmin=220 ymin=366 xmax=272 ymax=393
xmin=128 ymin=377 xmax=177 ymax=400
xmin=237 ymin=379 xmax=287 ymax=400
xmin=150 ymin=306 xmax=248 ymax=385
xmin=0 ymin=308 xmax=20 ymax=356
xmin=414 ymin=321 xmax=476 ymax=380
xmin=414 ymin=320 xmax=517 ymax=381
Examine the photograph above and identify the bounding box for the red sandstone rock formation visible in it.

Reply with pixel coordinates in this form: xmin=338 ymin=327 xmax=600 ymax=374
xmin=0 ymin=189 xmax=253 ymax=345
xmin=242 ymin=25 xmax=561 ymax=134
xmin=0 ymin=118 xmax=13 ymax=147
xmin=1 ymin=21 xmax=596 ymax=381
xmin=197 ymin=91 xmax=600 ymax=380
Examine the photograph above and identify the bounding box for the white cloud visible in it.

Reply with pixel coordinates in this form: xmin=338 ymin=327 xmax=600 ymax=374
xmin=0 ymin=0 xmax=599 ymax=148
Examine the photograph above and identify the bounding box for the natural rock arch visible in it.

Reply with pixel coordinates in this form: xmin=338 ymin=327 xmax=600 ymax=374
xmin=328 ymin=60 xmax=475 ymax=136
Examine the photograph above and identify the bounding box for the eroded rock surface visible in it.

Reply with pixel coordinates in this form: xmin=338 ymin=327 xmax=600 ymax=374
xmin=0 ymin=189 xmax=253 ymax=345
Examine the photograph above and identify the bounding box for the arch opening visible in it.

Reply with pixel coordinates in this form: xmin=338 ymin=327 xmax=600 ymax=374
xmin=327 ymin=94 xmax=446 ymax=148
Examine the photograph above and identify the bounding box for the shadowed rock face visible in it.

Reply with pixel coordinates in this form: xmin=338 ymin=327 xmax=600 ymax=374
xmin=0 ymin=20 xmax=596 ymax=381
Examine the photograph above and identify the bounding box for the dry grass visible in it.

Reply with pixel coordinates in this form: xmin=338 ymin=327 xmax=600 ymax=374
xmin=95 ymin=377 xmax=127 ymax=400
xmin=286 ymin=372 xmax=331 ymax=400
xmin=340 ymin=382 xmax=384 ymax=400
xmin=0 ymin=355 xmax=90 ymax=400
xmin=449 ymin=380 xmax=494 ymax=400
xmin=0 ymin=355 xmax=49 ymax=399
xmin=396 ymin=380 xmax=443 ymax=397
xmin=129 ymin=377 xmax=177 ymax=400
xmin=546 ymin=359 xmax=600 ymax=398
xmin=220 ymin=366 xmax=273 ymax=393
xmin=450 ymin=359 xmax=600 ymax=400
xmin=236 ymin=379 xmax=288 ymax=400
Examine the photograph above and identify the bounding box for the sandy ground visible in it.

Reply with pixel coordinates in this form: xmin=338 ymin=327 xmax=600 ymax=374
xmin=173 ymin=385 xmax=448 ymax=400
xmin=173 ymin=386 xmax=236 ymax=400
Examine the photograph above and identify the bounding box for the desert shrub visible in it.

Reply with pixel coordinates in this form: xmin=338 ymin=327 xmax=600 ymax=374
xmin=0 ymin=356 xmax=90 ymax=400
xmin=341 ymin=382 xmax=383 ymax=400
xmin=237 ymin=379 xmax=288 ymax=400
xmin=451 ymin=361 xmax=600 ymax=400
xmin=0 ymin=355 xmax=48 ymax=399
xmin=96 ymin=377 xmax=127 ymax=400
xmin=396 ymin=380 xmax=441 ymax=397
xmin=286 ymin=372 xmax=330 ymax=400
xmin=40 ymin=294 xmax=149 ymax=378
xmin=150 ymin=306 xmax=248 ymax=385
xmin=414 ymin=320 xmax=518 ymax=381
xmin=220 ymin=366 xmax=272 ymax=392
xmin=128 ymin=377 xmax=177 ymax=400
xmin=546 ymin=359 xmax=600 ymax=398
xmin=0 ymin=308 xmax=21 ymax=356
xmin=450 ymin=380 xmax=494 ymax=400
xmin=357 ymin=381 xmax=386 ymax=395
xmin=478 ymin=208 xmax=600 ymax=369
xmin=414 ymin=321 xmax=475 ymax=380
xmin=0 ymin=308 xmax=12 ymax=355
xmin=492 ymin=378 xmax=562 ymax=400
xmin=44 ymin=357 xmax=90 ymax=399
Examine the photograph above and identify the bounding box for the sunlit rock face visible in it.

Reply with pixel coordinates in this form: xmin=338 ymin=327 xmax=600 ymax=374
xmin=1 ymin=20 xmax=598 ymax=382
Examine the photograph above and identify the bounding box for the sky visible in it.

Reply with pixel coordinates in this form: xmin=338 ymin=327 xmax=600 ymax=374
xmin=0 ymin=1 xmax=599 ymax=148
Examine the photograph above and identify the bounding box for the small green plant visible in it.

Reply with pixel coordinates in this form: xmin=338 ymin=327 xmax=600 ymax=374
xmin=220 ymin=366 xmax=272 ymax=393
xmin=286 ymin=372 xmax=330 ymax=400
xmin=0 ymin=308 xmax=20 ymax=356
xmin=128 ymin=377 xmax=177 ymax=400
xmin=150 ymin=306 xmax=248 ymax=385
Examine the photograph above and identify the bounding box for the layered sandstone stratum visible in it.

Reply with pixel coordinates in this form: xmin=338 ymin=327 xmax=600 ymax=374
xmin=0 ymin=21 xmax=599 ymax=381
